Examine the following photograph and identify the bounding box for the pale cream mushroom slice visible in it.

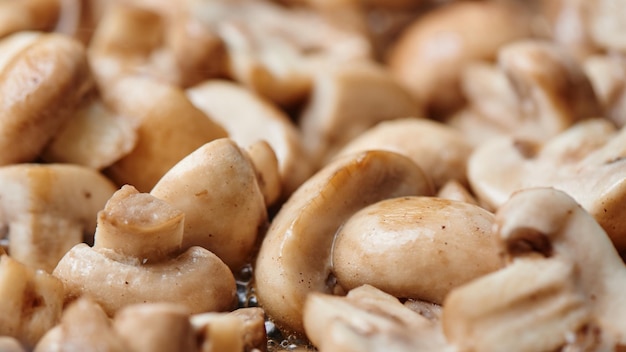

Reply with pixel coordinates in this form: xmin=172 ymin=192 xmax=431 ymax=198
xmin=151 ymin=138 xmax=267 ymax=272
xmin=190 ymin=0 xmax=372 ymax=106
xmin=186 ymin=80 xmax=313 ymax=197
xmin=332 ymin=196 xmax=502 ymax=305
xmin=336 ymin=118 xmax=472 ymax=189
xmin=303 ymin=284 xmax=448 ymax=352
xmin=113 ymin=303 xmax=198 ymax=352
xmin=244 ymin=140 xmax=282 ymax=207
xmin=0 ymin=31 xmax=93 ymax=165
xmin=299 ymin=62 xmax=422 ymax=168
xmin=34 ymin=297 xmax=130 ymax=352
xmin=436 ymin=180 xmax=479 ymax=205
xmin=53 ymin=185 xmax=237 ymax=316
xmin=0 ymin=255 xmax=64 ymax=350
xmin=0 ymin=163 xmax=117 ymax=272
xmin=191 ymin=307 xmax=266 ymax=352
xmin=255 ymin=150 xmax=434 ymax=334
xmin=388 ymin=0 xmax=532 ymax=117
xmin=101 ymin=75 xmax=227 ymax=192
xmin=468 ymin=118 xmax=626 ymax=251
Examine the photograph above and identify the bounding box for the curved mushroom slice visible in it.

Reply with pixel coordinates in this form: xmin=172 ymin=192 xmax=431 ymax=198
xmin=151 ymin=138 xmax=267 ymax=272
xmin=0 ymin=255 xmax=64 ymax=350
xmin=255 ymin=150 xmax=434 ymax=334
xmin=54 ymin=185 xmax=237 ymax=316
xmin=191 ymin=307 xmax=267 ymax=352
xmin=299 ymin=62 xmax=422 ymax=168
xmin=436 ymin=180 xmax=479 ymax=205
xmin=303 ymin=285 xmax=447 ymax=352
xmin=0 ymin=31 xmax=93 ymax=166
xmin=0 ymin=0 xmax=60 ymax=38
xmin=332 ymin=197 xmax=501 ymax=305
xmin=388 ymin=0 xmax=532 ymax=117
xmin=336 ymin=118 xmax=472 ymax=189
xmin=0 ymin=164 xmax=117 ymax=272
xmin=186 ymin=80 xmax=313 ymax=196
xmin=102 ymin=76 xmax=227 ymax=192
xmin=468 ymin=119 xmax=626 ymax=250
xmin=190 ymin=0 xmax=372 ymax=106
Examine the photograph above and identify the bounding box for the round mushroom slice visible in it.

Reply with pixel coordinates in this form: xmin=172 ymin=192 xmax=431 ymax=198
xmin=255 ymin=150 xmax=434 ymax=334
xmin=186 ymin=80 xmax=313 ymax=196
xmin=53 ymin=185 xmax=237 ymax=316
xmin=0 ymin=164 xmax=117 ymax=272
xmin=332 ymin=196 xmax=502 ymax=305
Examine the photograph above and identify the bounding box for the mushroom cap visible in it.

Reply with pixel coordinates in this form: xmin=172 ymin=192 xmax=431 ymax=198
xmin=332 ymin=196 xmax=501 ymax=304
xmin=255 ymin=150 xmax=433 ymax=334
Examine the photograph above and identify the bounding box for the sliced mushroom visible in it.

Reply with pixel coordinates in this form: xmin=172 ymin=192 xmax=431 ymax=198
xmin=299 ymin=62 xmax=422 ymax=168
xmin=151 ymin=138 xmax=267 ymax=271
xmin=53 ymin=185 xmax=237 ymax=316
xmin=255 ymin=150 xmax=433 ymax=333
xmin=0 ymin=164 xmax=117 ymax=272
xmin=0 ymin=31 xmax=93 ymax=165
xmin=584 ymin=53 xmax=626 ymax=127
xmin=303 ymin=285 xmax=447 ymax=352
xmin=186 ymin=80 xmax=313 ymax=196
xmin=468 ymin=119 xmax=626 ymax=251
xmin=101 ymin=75 xmax=227 ymax=192
xmin=388 ymin=0 xmax=532 ymax=117
xmin=540 ymin=0 xmax=599 ymax=61
xmin=191 ymin=307 xmax=267 ymax=352
xmin=244 ymin=140 xmax=282 ymax=207
xmin=589 ymin=0 xmax=626 ymax=53
xmin=0 ymin=255 xmax=64 ymax=350
xmin=436 ymin=180 xmax=479 ymax=205
xmin=332 ymin=196 xmax=501 ymax=305
xmin=336 ymin=118 xmax=472 ymax=189
xmin=0 ymin=0 xmax=60 ymax=38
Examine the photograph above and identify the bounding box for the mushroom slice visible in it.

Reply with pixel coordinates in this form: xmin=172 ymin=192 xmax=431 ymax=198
xmin=53 ymin=185 xmax=236 ymax=316
xmin=589 ymin=0 xmax=626 ymax=53
xmin=332 ymin=196 xmax=501 ymax=305
xmin=0 ymin=255 xmax=64 ymax=350
xmin=0 ymin=31 xmax=93 ymax=165
xmin=244 ymin=140 xmax=282 ymax=207
xmin=388 ymin=0 xmax=531 ymax=117
xmin=186 ymin=80 xmax=313 ymax=196
xmin=303 ymin=285 xmax=447 ymax=352
xmin=255 ymin=150 xmax=434 ymax=333
xmin=191 ymin=307 xmax=267 ymax=352
xmin=299 ymin=62 xmax=422 ymax=168
xmin=151 ymin=138 xmax=267 ymax=272
xmin=468 ymin=119 xmax=626 ymax=250
xmin=584 ymin=53 xmax=626 ymax=128
xmin=0 ymin=164 xmax=117 ymax=272
xmin=0 ymin=0 xmax=60 ymax=38
xmin=102 ymin=75 xmax=228 ymax=192
xmin=336 ymin=118 xmax=472 ymax=189
xmin=436 ymin=180 xmax=479 ymax=205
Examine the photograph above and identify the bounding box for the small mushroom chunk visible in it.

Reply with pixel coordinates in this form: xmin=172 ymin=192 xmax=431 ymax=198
xmin=436 ymin=180 xmax=478 ymax=205
xmin=388 ymin=0 xmax=531 ymax=117
xmin=244 ymin=141 xmax=282 ymax=207
xmin=0 ymin=31 xmax=93 ymax=166
xmin=0 ymin=0 xmax=60 ymax=38
xmin=332 ymin=197 xmax=501 ymax=305
xmin=34 ymin=297 xmax=130 ymax=352
xmin=336 ymin=118 xmax=472 ymax=189
xmin=299 ymin=62 xmax=422 ymax=168
xmin=186 ymin=80 xmax=313 ymax=196
xmin=468 ymin=119 xmax=626 ymax=250
xmin=113 ymin=303 xmax=197 ymax=352
xmin=0 ymin=337 xmax=26 ymax=352
xmin=151 ymin=139 xmax=267 ymax=271
xmin=255 ymin=150 xmax=433 ymax=334
xmin=102 ymin=76 xmax=228 ymax=192
xmin=303 ymin=285 xmax=447 ymax=352
xmin=53 ymin=185 xmax=237 ymax=316
xmin=191 ymin=307 xmax=267 ymax=352
xmin=0 ymin=255 xmax=64 ymax=350
xmin=0 ymin=164 xmax=117 ymax=272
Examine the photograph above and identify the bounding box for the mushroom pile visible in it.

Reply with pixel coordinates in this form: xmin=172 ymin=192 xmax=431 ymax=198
xmin=1 ymin=0 xmax=626 ymax=351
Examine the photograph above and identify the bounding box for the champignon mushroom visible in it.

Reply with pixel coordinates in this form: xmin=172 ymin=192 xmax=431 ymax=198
xmin=468 ymin=118 xmax=626 ymax=251
xmin=0 ymin=255 xmax=64 ymax=350
xmin=53 ymin=185 xmax=237 ymax=316
xmin=332 ymin=196 xmax=502 ymax=305
xmin=191 ymin=307 xmax=267 ymax=352
xmin=388 ymin=0 xmax=532 ymax=117
xmin=101 ymin=75 xmax=227 ymax=192
xmin=255 ymin=150 xmax=434 ymax=333
xmin=336 ymin=118 xmax=472 ymax=189
xmin=186 ymin=80 xmax=313 ymax=197
xmin=150 ymin=138 xmax=268 ymax=271
xmin=244 ymin=140 xmax=282 ymax=207
xmin=0 ymin=0 xmax=60 ymax=38
xmin=299 ymin=62 xmax=422 ymax=168
xmin=0 ymin=31 xmax=93 ymax=166
xmin=0 ymin=163 xmax=117 ymax=272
